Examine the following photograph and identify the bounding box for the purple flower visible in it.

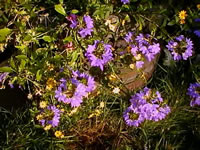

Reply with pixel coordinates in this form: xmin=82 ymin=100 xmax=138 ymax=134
xmin=124 ymin=32 xmax=134 ymax=43
xmin=85 ymin=40 xmax=113 ymax=71
xmin=67 ymin=14 xmax=78 ymax=29
xmin=125 ymin=33 xmax=160 ymax=69
xmin=123 ymin=105 xmax=145 ymax=127
xmin=55 ymin=77 xmax=87 ymax=107
xmin=39 ymin=105 xmax=61 ymax=127
xmin=124 ymin=87 xmax=170 ymax=127
xmin=194 ymin=30 xmax=200 ymax=37
xmin=0 ymin=72 xmax=9 ymax=82
xmin=187 ymin=83 xmax=200 ymax=107
xmin=136 ymin=61 xmax=144 ymax=68
xmin=194 ymin=18 xmax=200 ymax=22
xmin=72 ymin=70 xmax=96 ymax=93
xmin=79 ymin=15 xmax=94 ymax=38
xmin=121 ymin=0 xmax=130 ymax=4
xmin=166 ymin=35 xmax=193 ymax=61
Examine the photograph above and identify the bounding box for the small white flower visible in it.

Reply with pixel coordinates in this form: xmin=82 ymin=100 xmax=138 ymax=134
xmin=112 ymin=87 xmax=120 ymax=94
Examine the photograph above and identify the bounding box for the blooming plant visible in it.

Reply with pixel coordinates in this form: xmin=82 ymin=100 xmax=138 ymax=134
xmin=0 ymin=0 xmax=200 ymax=149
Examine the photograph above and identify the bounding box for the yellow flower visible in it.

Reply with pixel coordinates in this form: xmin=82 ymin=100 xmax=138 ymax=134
xmin=88 ymin=109 xmax=101 ymax=118
xmin=134 ymin=54 xmax=142 ymax=61
xmin=179 ymin=19 xmax=186 ymax=24
xmin=108 ymin=74 xmax=117 ymax=81
xmin=197 ymin=4 xmax=200 ymax=9
xmin=44 ymin=125 xmax=52 ymax=131
xmin=46 ymin=78 xmax=56 ymax=90
xmin=39 ymin=101 xmax=47 ymax=108
xmin=129 ymin=64 xmax=135 ymax=70
xmin=179 ymin=10 xmax=187 ymax=20
xmin=36 ymin=114 xmax=43 ymax=120
xmin=68 ymin=107 xmax=79 ymax=116
xmin=55 ymin=131 xmax=64 ymax=138
xmin=100 ymin=102 xmax=105 ymax=108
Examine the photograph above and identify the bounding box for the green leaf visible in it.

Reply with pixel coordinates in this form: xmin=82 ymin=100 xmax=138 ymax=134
xmin=16 ymin=55 xmax=27 ymax=59
xmin=71 ymin=9 xmax=79 ymax=14
xmin=0 ymin=67 xmax=13 ymax=72
xmin=19 ymin=60 xmax=26 ymax=72
xmin=9 ymin=57 xmax=16 ymax=70
xmin=36 ymin=70 xmax=42 ymax=81
xmin=0 ymin=28 xmax=12 ymax=42
xmin=63 ymin=36 xmax=73 ymax=43
xmin=43 ymin=36 xmax=52 ymax=42
xmin=167 ymin=20 xmax=176 ymax=26
xmin=54 ymin=4 xmax=66 ymax=16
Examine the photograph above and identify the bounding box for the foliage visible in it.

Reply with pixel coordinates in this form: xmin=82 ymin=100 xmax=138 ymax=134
xmin=0 ymin=0 xmax=200 ymax=149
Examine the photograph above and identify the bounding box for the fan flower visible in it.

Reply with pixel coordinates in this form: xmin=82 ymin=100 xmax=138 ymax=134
xmin=38 ymin=105 xmax=61 ymax=127
xmin=66 ymin=14 xmax=78 ymax=29
xmin=123 ymin=87 xmax=170 ymax=127
xmin=72 ymin=70 xmax=96 ymax=93
xmin=187 ymin=83 xmax=200 ymax=107
xmin=123 ymin=105 xmax=145 ymax=127
xmin=124 ymin=33 xmax=160 ymax=69
xmin=55 ymin=78 xmax=87 ymax=107
xmin=85 ymin=40 xmax=113 ymax=71
xmin=166 ymin=35 xmax=193 ymax=61
xmin=121 ymin=0 xmax=130 ymax=4
xmin=79 ymin=15 xmax=94 ymax=38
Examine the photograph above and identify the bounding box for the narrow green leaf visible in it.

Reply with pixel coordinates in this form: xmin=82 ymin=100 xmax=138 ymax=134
xmin=16 ymin=55 xmax=27 ymax=59
xmin=0 ymin=67 xmax=13 ymax=72
xmin=54 ymin=4 xmax=66 ymax=16
xmin=71 ymin=9 xmax=79 ymax=14
xmin=36 ymin=70 xmax=42 ymax=81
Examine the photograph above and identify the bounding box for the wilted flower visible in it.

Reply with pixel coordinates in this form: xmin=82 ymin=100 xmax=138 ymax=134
xmin=46 ymin=78 xmax=56 ymax=90
xmin=166 ymin=35 xmax=193 ymax=61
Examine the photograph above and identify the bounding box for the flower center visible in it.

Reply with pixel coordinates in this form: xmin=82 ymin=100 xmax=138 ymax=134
xmin=129 ymin=112 xmax=139 ymax=120
xmin=93 ymin=43 xmax=105 ymax=59
xmin=174 ymin=41 xmax=187 ymax=54
xmin=64 ymin=82 xmax=76 ymax=98
xmin=77 ymin=77 xmax=87 ymax=85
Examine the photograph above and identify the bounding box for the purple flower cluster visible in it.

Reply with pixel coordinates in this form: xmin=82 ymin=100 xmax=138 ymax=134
xmin=55 ymin=71 xmax=95 ymax=107
xmin=39 ymin=105 xmax=61 ymax=127
xmin=187 ymin=83 xmax=200 ymax=107
xmin=123 ymin=87 xmax=170 ymax=127
xmin=79 ymin=15 xmax=94 ymax=38
xmin=121 ymin=0 xmax=130 ymax=4
xmin=166 ymin=35 xmax=193 ymax=61
xmin=124 ymin=32 xmax=160 ymax=69
xmin=67 ymin=14 xmax=78 ymax=29
xmin=85 ymin=40 xmax=113 ymax=71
